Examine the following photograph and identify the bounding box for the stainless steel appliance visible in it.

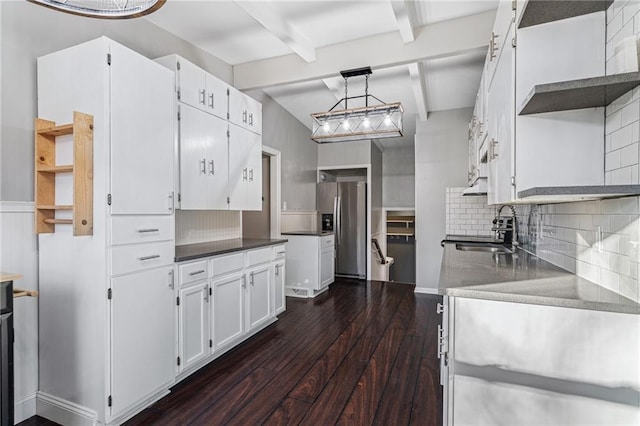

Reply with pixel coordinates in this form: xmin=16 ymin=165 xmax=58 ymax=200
xmin=317 ymin=181 xmax=367 ymax=279
xmin=0 ymin=280 xmax=13 ymax=426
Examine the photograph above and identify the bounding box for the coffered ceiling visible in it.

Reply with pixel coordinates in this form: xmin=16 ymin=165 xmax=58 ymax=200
xmin=146 ymin=1 xmax=499 ymax=149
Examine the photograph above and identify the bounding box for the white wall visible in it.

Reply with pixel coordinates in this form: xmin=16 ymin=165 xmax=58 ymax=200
xmin=383 ymin=145 xmax=415 ymax=208
xmin=415 ymin=108 xmax=471 ymax=293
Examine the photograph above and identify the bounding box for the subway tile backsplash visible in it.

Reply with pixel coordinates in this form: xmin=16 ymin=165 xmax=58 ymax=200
xmin=445 ymin=188 xmax=495 ymax=236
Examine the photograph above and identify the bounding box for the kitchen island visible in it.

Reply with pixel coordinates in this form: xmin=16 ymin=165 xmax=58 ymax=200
xmin=437 ymin=244 xmax=640 ymax=425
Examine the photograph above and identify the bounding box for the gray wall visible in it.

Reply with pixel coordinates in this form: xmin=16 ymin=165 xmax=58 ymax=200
xmin=371 ymin=143 xmax=383 ymax=211
xmin=383 ymin=145 xmax=415 ymax=208
xmin=0 ymin=1 xmax=231 ymax=202
xmin=415 ymin=108 xmax=471 ymax=291
xmin=246 ymin=90 xmax=318 ymax=211
xmin=318 ymin=140 xmax=372 ymax=168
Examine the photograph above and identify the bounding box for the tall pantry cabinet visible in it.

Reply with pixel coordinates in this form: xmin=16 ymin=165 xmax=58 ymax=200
xmin=37 ymin=37 xmax=176 ymax=425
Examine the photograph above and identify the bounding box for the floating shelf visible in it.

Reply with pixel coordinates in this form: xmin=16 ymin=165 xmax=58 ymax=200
xmin=35 ymin=111 xmax=93 ymax=235
xmin=519 ymin=72 xmax=640 ymax=115
xmin=518 ymin=0 xmax=613 ymax=29
xmin=517 ymin=185 xmax=640 ymax=203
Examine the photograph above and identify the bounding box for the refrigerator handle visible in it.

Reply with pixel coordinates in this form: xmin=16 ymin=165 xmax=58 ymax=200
xmin=336 ymin=196 xmax=341 ymax=243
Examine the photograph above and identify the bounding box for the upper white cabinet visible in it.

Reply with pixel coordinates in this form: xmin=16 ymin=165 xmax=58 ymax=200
xmin=156 ymin=54 xmax=262 ymax=211
xmin=229 ymin=86 xmax=262 ymax=135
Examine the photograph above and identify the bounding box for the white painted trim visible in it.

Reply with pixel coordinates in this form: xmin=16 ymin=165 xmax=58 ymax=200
xmin=262 ymin=145 xmax=282 ymax=238
xmin=36 ymin=392 xmax=98 ymax=426
xmin=390 ymin=0 xmax=418 ymax=43
xmin=414 ymin=287 xmax=440 ymax=295
xmin=0 ymin=201 xmax=34 ymax=213
xmin=281 ymin=210 xmax=317 ymax=214
xmin=15 ymin=392 xmax=37 ymax=424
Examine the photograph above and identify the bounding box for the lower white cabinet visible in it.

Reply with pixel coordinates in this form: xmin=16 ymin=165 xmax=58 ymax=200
xmin=285 ymin=233 xmax=335 ymax=298
xmin=273 ymin=260 xmax=286 ymax=315
xmin=247 ymin=264 xmax=272 ymax=331
xmin=320 ymin=244 xmax=335 ymax=288
xmin=212 ymin=271 xmax=245 ymax=350
xmin=110 ymin=266 xmax=176 ymax=419
xmin=178 ymin=281 xmax=210 ymax=372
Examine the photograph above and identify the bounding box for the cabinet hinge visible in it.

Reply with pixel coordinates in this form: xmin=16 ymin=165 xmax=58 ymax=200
xmin=227 ymin=129 xmax=230 ymax=137
xmin=512 ymin=37 xmax=517 ymax=48
xmin=177 ymin=110 xmax=181 ymax=121
xmin=512 ymin=0 xmax=516 ymax=11
xmin=511 ymin=176 xmax=516 ymax=186
xmin=209 ymin=287 xmax=212 ymax=296
xmin=108 ymin=395 xmax=112 ymax=407
xmin=227 ymin=88 xmax=230 ymax=96
xmin=176 ymin=296 xmax=180 ymax=306
xmin=176 ymin=61 xmax=181 ymax=70
xmin=227 ymin=112 xmax=230 ymax=120
xmin=107 ymin=53 xmax=111 ymax=66
xmin=227 ymin=196 xmax=230 ymax=204
xmin=107 ymin=288 xmax=112 ymax=300
xmin=178 ymin=193 xmax=181 ymax=202
xmin=177 ymin=90 xmax=181 ymax=101
xmin=177 ymin=356 xmax=181 ymax=366
xmin=107 ymin=194 xmax=112 ymax=206
xmin=209 ymin=339 xmax=213 ymax=348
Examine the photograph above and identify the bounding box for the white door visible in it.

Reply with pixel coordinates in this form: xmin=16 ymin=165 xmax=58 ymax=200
xmin=178 ymin=282 xmax=210 ymax=372
xmin=273 ymin=261 xmax=285 ymax=315
xmin=179 ymin=104 xmax=209 ymax=210
xmin=212 ymin=272 xmax=245 ymax=349
xmin=228 ymin=86 xmax=247 ymax=128
xmin=245 ymin=132 xmax=262 ymax=211
xmin=110 ymin=266 xmax=175 ymax=419
xmin=205 ymin=73 xmax=228 ymax=120
xmin=177 ymin=57 xmax=206 ymax=111
xmin=205 ymin=116 xmax=229 ymax=210
xmin=320 ymin=245 xmax=335 ymax=288
xmin=110 ymin=42 xmax=174 ymax=215
xmin=247 ymin=265 xmax=271 ymax=331
xmin=228 ymin=124 xmax=250 ymax=210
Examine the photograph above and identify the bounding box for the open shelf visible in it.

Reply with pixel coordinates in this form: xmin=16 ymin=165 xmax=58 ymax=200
xmin=518 ymin=0 xmax=613 ymax=29
xmin=35 ymin=111 xmax=93 ymax=235
xmin=519 ymin=72 xmax=640 ymax=115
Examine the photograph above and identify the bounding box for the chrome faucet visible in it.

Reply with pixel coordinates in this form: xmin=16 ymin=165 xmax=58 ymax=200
xmin=493 ymin=205 xmax=518 ymax=246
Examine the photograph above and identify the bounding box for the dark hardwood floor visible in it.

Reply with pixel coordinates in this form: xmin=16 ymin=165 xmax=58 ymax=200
xmin=19 ymin=279 xmax=443 ymax=426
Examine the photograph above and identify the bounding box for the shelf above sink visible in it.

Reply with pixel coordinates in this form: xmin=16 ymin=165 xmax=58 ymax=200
xmin=517 ymin=185 xmax=640 ymax=203
xmin=518 ymin=0 xmax=613 ymax=29
xmin=519 ymin=72 xmax=640 ymax=115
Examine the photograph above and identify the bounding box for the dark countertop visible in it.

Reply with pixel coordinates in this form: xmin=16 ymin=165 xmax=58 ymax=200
xmin=176 ymin=238 xmax=288 ymax=262
xmin=439 ymin=243 xmax=640 ymax=315
xmin=282 ymin=231 xmax=334 ymax=237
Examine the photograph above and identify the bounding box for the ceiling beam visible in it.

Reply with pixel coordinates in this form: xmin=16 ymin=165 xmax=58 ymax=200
xmin=390 ymin=0 xmax=418 ymax=43
xmin=234 ymin=10 xmax=494 ymax=90
xmin=322 ymin=77 xmax=345 ymax=108
xmin=408 ymin=62 xmax=429 ymax=121
xmin=233 ymin=1 xmax=316 ymax=63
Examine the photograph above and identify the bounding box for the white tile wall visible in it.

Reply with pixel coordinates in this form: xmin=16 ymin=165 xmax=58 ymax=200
xmin=445 ymin=188 xmax=495 ymax=236
xmin=175 ymin=210 xmax=241 ymax=245
xmin=606 ymin=0 xmax=640 ymax=184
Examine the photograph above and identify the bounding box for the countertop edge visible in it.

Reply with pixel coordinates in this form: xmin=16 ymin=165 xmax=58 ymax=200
xmin=175 ymin=239 xmax=288 ymax=263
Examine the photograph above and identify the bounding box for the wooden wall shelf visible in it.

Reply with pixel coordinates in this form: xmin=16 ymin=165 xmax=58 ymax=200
xmin=35 ymin=111 xmax=93 ymax=235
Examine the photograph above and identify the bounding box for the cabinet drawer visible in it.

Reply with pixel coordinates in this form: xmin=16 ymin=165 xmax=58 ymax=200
xmin=247 ymin=247 xmax=271 ymax=267
xmin=111 ymin=216 xmax=174 ymax=245
xmin=211 ymin=252 xmax=244 ymax=277
xmin=272 ymin=244 xmax=286 ymax=261
xmin=178 ymin=260 xmax=208 ymax=285
xmin=111 ymin=241 xmax=174 ymax=276
xmin=321 ymin=235 xmax=335 ymax=248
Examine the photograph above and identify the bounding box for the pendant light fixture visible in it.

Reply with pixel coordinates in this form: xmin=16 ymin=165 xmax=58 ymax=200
xmin=311 ymin=67 xmax=404 ymax=143
xmin=28 ymin=0 xmax=165 ymax=19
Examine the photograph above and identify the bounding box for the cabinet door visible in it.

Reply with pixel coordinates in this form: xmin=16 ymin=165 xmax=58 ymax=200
xmin=205 ymin=73 xmax=228 ymax=120
xmin=205 ymin=116 xmax=229 ymax=210
xmin=110 ymin=42 xmax=174 ymax=215
xmin=245 ymin=131 xmax=262 ymax=211
xmin=179 ymin=103 xmax=209 ymax=210
xmin=178 ymin=282 xmax=210 ymax=372
xmin=212 ymin=272 xmax=245 ymax=349
xmin=320 ymin=245 xmax=335 ymax=288
xmin=228 ymin=86 xmax=247 ymax=128
xmin=177 ymin=57 xmax=207 ymax=111
xmin=228 ymin=124 xmax=250 ymax=210
xmin=110 ymin=266 xmax=175 ymax=418
xmin=273 ymin=261 xmax=286 ymax=315
xmin=247 ymin=265 xmax=272 ymax=331
xmin=245 ymin=95 xmax=262 ymax=135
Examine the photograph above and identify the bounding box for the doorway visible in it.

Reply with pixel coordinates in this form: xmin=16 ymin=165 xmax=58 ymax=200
xmin=242 ymin=155 xmax=271 ymax=239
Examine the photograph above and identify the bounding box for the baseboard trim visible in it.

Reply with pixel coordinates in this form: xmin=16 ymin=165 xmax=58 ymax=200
xmin=36 ymin=392 xmax=98 ymax=426
xmin=414 ymin=287 xmax=440 ymax=295
xmin=0 ymin=201 xmax=34 ymax=213
xmin=15 ymin=392 xmax=37 ymax=423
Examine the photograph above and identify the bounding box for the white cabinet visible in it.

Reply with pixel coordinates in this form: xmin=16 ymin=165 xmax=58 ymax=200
xmin=37 ymin=37 xmax=177 ymax=425
xmin=272 ymin=244 xmax=286 ymax=316
xmin=228 ymin=124 xmax=262 ymax=211
xmin=247 ymin=264 xmax=272 ymax=331
xmin=212 ymin=271 xmax=245 ymax=349
xmin=178 ymin=103 xmax=229 ymax=210
xmin=178 ymin=282 xmax=210 ymax=372
xmin=228 ymin=86 xmax=262 ymax=135
xmin=285 ymin=234 xmax=335 ymax=298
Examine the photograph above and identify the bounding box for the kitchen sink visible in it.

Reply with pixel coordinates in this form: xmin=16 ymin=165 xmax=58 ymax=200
xmin=455 ymin=243 xmax=513 ymax=254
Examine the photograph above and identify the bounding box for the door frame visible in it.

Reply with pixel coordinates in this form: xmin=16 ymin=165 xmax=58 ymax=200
xmin=262 ymin=146 xmax=282 ymax=238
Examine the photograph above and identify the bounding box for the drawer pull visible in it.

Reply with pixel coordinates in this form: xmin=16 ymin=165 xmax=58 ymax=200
xmin=138 ymin=254 xmax=161 ymax=261
xmin=189 ymin=270 xmax=206 ymax=276
xmin=137 ymin=228 xmax=160 ymax=233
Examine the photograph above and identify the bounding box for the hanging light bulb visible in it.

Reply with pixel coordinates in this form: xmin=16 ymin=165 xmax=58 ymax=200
xmin=343 ymin=119 xmax=350 ymax=129
xmin=363 ymin=116 xmax=371 ymax=128
xmin=384 ymin=114 xmax=392 ymax=126
xmin=323 ymin=122 xmax=330 ymax=132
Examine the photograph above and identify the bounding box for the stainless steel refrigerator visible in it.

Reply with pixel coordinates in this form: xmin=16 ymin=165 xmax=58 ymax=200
xmin=317 ymin=181 xmax=367 ymax=279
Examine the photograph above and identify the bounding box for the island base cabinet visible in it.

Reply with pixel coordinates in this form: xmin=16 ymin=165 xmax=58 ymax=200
xmin=212 ymin=273 xmax=245 ymax=350
xmin=110 ymin=266 xmax=175 ymax=420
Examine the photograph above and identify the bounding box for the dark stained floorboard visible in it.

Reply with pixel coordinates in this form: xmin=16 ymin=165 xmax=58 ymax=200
xmin=20 ymin=279 xmax=442 ymax=426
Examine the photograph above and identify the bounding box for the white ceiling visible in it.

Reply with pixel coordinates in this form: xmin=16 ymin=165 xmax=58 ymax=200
xmin=146 ymin=1 xmax=498 ymax=150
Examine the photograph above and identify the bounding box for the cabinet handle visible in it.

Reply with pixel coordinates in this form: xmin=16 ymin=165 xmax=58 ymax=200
xmin=250 ymin=271 xmax=255 ymax=286
xmin=204 ymin=285 xmax=209 ymax=302
xmin=168 ymin=270 xmax=174 ymax=290
xmin=138 ymin=254 xmax=160 ymax=261
xmin=249 ymin=113 xmax=253 ymax=126
xmin=243 ymin=168 xmax=248 ymax=181
xmin=489 ymin=31 xmax=498 ymax=61
xmin=242 ymin=110 xmax=247 ymax=124
xmin=490 ymin=138 xmax=499 ymax=160
xmin=137 ymin=228 xmax=159 ymax=233
xmin=437 ymin=303 xmax=444 ymax=314
xmin=437 ymin=325 xmax=444 ymax=359
xmin=200 ymin=158 xmax=206 ymax=174
xmin=189 ymin=270 xmax=206 ymax=276
xmin=199 ymin=89 xmax=206 ymax=105
xmin=209 ymin=93 xmax=214 ymax=109
xmin=168 ymin=192 xmax=174 ymax=213
xmin=242 ymin=275 xmax=247 ymax=289
xmin=209 ymin=160 xmax=215 ymax=175
xmin=275 ymin=264 xmax=280 ymax=277
xmin=249 ymin=169 xmax=254 ymax=182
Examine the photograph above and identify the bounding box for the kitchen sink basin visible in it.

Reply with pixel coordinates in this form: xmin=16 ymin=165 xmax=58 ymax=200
xmin=455 ymin=243 xmax=513 ymax=254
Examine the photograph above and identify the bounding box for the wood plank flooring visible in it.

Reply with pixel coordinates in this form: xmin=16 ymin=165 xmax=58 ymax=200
xmin=19 ymin=279 xmax=443 ymax=426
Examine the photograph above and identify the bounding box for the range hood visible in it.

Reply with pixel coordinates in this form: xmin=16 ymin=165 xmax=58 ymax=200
xmin=462 ymin=178 xmax=487 ymax=196
xmin=517 ymin=185 xmax=640 ymax=203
